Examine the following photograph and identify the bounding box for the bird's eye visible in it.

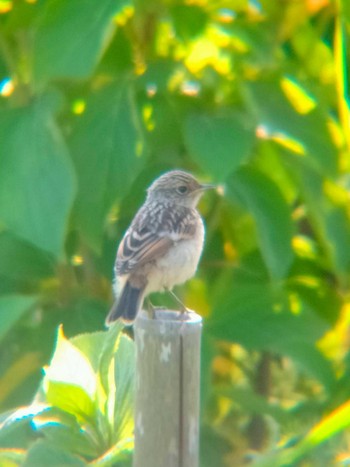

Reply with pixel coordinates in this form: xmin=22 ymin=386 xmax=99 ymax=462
xmin=177 ymin=185 xmax=188 ymax=195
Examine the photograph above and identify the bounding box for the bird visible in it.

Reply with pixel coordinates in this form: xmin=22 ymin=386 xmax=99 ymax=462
xmin=105 ymin=169 xmax=213 ymax=325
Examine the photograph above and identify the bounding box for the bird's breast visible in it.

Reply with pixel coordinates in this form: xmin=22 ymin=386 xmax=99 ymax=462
xmin=145 ymin=219 xmax=205 ymax=294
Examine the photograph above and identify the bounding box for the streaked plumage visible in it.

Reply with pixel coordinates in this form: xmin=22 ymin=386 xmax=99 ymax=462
xmin=106 ymin=170 xmax=212 ymax=325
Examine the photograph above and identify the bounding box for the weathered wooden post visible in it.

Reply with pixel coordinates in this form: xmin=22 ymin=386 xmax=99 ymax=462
xmin=133 ymin=308 xmax=202 ymax=467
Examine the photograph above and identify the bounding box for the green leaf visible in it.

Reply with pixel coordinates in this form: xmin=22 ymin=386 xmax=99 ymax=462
xmin=46 ymin=382 xmax=95 ymax=423
xmin=33 ymin=408 xmax=98 ymax=458
xmin=207 ymin=274 xmax=334 ymax=389
xmin=297 ymin=166 xmax=350 ymax=275
xmin=0 ymin=231 xmax=55 ymax=281
xmin=183 ymin=111 xmax=255 ymax=180
xmin=245 ymin=80 xmax=338 ymax=176
xmin=71 ymin=331 xmax=109 ymax=374
xmin=70 ymin=82 xmax=145 ymax=249
xmin=341 ymin=0 xmax=350 ymax=25
xmin=0 ymin=295 xmax=37 ymax=341
xmin=227 ymin=167 xmax=294 ymax=279
xmin=113 ymin=334 xmax=135 ymax=443
xmin=171 ymin=5 xmax=208 ymax=40
xmin=0 ymin=98 xmax=76 ymax=257
xmin=0 ymin=408 xmax=36 ymax=449
xmin=99 ymin=322 xmax=123 ymax=397
xmin=44 ymin=327 xmax=97 ymax=399
xmin=324 ymin=207 xmax=350 ymax=274
xmin=0 ymin=449 xmax=25 ymax=467
xmin=32 ymin=0 xmax=129 ymax=84
xmin=23 ymin=440 xmax=87 ymax=467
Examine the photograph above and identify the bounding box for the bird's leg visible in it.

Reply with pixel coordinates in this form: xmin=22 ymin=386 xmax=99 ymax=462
xmin=166 ymin=289 xmax=189 ymax=316
xmin=146 ymin=297 xmax=156 ymax=320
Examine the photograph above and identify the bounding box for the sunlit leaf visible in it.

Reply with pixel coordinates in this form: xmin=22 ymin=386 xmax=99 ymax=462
xmin=270 ymin=400 xmax=350 ymax=465
xmin=98 ymin=323 xmax=124 ymax=397
xmin=280 ymin=76 xmax=316 ymax=114
xmin=303 ymin=399 xmax=350 ymax=450
xmin=112 ymin=335 xmax=135 ymax=443
xmin=45 ymin=382 xmax=95 ymax=423
xmin=246 ymin=81 xmax=338 ymax=176
xmin=44 ymin=327 xmax=96 ymax=399
xmin=71 ymin=331 xmax=107 ymax=374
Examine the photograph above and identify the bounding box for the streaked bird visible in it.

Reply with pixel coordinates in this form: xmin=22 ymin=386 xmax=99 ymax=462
xmin=105 ymin=170 xmax=213 ymax=325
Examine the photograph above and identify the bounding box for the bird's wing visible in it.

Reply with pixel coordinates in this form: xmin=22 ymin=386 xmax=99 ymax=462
xmin=116 ymin=228 xmax=174 ymax=275
xmin=115 ymin=204 xmax=198 ymax=276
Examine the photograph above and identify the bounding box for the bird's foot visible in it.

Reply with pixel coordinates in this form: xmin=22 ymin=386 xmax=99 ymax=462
xmin=166 ymin=289 xmax=189 ymax=316
xmin=146 ymin=299 xmax=167 ymax=320
xmin=146 ymin=298 xmax=156 ymax=320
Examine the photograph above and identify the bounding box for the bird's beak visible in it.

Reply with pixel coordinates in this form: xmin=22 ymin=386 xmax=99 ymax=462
xmin=200 ymin=183 xmax=217 ymax=191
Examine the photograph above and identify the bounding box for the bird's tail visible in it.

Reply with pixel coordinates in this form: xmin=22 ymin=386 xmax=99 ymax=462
xmin=105 ymin=281 xmax=145 ymax=326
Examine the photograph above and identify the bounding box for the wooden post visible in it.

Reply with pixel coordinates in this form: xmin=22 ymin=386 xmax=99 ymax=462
xmin=133 ymin=308 xmax=202 ymax=467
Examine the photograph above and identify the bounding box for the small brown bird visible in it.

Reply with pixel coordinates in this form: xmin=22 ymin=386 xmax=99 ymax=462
xmin=105 ymin=170 xmax=213 ymax=325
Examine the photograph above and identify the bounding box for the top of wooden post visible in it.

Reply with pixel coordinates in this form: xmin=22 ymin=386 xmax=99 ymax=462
xmin=135 ymin=308 xmax=202 ymax=334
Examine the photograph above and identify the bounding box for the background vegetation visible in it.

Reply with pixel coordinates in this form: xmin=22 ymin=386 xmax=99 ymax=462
xmin=0 ymin=0 xmax=350 ymax=465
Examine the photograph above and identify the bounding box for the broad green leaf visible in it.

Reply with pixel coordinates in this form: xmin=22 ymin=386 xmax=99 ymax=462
xmin=183 ymin=112 xmax=255 ymax=180
xmin=44 ymin=327 xmax=96 ymax=399
xmin=113 ymin=334 xmax=135 ymax=442
xmin=33 ymin=408 xmax=98 ymax=458
xmin=171 ymin=5 xmax=208 ymax=40
xmin=245 ymin=81 xmax=338 ymax=176
xmin=207 ymin=274 xmax=334 ymax=389
xmin=71 ymin=331 xmax=108 ymax=374
xmin=46 ymin=382 xmax=95 ymax=423
xmin=227 ymin=167 xmax=294 ymax=279
xmin=70 ymin=82 xmax=145 ymax=250
xmin=0 ymin=295 xmax=37 ymax=341
xmin=0 ymin=407 xmax=38 ymax=449
xmin=99 ymin=322 xmax=123 ymax=396
xmin=0 ymin=98 xmax=76 ymax=257
xmin=0 ymin=450 xmax=25 ymax=467
xmin=32 ymin=0 xmax=129 ymax=84
xmin=297 ymin=166 xmax=350 ymax=275
xmin=34 ymin=420 xmax=98 ymax=459
xmin=0 ymin=231 xmax=55 ymax=281
xmin=23 ymin=440 xmax=87 ymax=467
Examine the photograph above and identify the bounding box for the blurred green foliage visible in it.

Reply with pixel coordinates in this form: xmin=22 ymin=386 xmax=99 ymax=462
xmin=1 ymin=0 xmax=350 ymax=465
